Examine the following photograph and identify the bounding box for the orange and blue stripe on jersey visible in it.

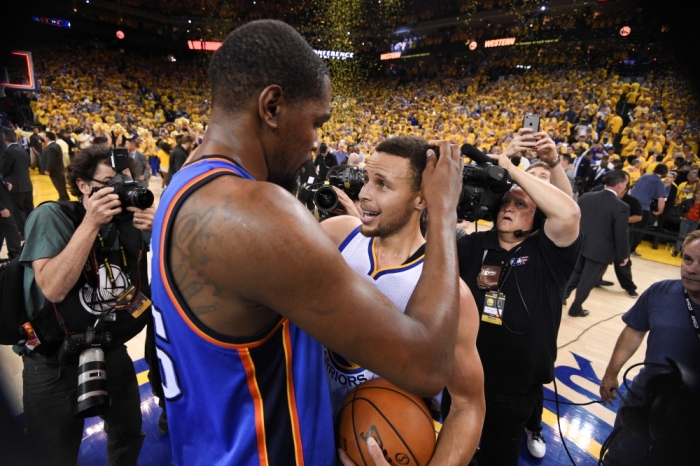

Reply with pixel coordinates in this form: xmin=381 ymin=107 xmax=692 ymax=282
xmin=150 ymin=156 xmax=335 ymax=466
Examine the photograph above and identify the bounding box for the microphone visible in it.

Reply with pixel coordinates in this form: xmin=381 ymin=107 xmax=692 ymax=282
xmin=513 ymin=228 xmax=537 ymax=238
xmin=460 ymin=144 xmax=493 ymax=166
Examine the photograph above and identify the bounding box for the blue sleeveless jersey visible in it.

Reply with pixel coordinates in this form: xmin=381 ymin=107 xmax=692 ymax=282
xmin=150 ymin=157 xmax=335 ymax=466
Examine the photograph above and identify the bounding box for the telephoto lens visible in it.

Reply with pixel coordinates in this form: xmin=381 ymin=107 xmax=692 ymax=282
xmin=75 ymin=348 xmax=110 ymax=418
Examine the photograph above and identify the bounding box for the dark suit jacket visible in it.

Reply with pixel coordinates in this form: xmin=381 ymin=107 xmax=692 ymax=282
xmin=0 ymin=143 xmax=33 ymax=192
xmin=578 ymin=189 xmax=630 ymax=264
xmin=41 ymin=142 xmax=65 ymax=178
xmin=168 ymin=145 xmax=188 ymax=183
xmin=0 ymin=174 xmax=12 ymax=212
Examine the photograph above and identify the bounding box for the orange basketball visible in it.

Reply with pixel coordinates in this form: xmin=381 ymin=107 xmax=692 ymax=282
xmin=337 ymin=378 xmax=436 ymax=466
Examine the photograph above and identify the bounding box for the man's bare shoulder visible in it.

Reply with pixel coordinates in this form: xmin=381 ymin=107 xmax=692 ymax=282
xmin=319 ymin=215 xmax=362 ymax=247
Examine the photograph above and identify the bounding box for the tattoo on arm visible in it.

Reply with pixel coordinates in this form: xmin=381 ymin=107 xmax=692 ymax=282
xmin=171 ymin=206 xmax=224 ymax=316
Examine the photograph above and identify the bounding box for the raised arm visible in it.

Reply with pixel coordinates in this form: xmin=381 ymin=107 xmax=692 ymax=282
xmin=429 ymin=280 xmax=485 ymax=465
xmin=530 ymin=130 xmax=573 ymax=198
xmin=499 ymin=129 xmax=581 ymax=247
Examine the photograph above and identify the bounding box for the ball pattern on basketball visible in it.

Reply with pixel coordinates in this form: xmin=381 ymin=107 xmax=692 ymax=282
xmin=337 ymin=378 xmax=436 ymax=466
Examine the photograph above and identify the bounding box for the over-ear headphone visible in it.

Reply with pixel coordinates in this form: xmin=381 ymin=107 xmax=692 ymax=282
xmin=514 ymin=208 xmax=546 ymax=238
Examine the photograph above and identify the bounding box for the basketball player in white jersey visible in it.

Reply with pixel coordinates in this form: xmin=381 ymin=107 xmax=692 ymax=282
xmin=321 ymin=136 xmax=485 ymax=465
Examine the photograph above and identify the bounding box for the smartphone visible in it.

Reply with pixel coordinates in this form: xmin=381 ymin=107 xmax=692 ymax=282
xmin=522 ymin=114 xmax=541 ymax=133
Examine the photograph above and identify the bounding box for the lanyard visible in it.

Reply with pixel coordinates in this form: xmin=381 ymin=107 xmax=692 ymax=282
xmin=683 ymin=288 xmax=700 ymax=347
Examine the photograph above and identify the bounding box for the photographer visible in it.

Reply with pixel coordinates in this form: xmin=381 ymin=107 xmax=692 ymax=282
xmin=17 ymin=144 xmax=155 ymax=465
xmin=457 ymin=128 xmax=582 ymax=465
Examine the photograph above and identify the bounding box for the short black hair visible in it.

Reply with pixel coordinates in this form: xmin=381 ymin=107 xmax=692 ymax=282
xmin=653 ymin=163 xmax=669 ymax=175
xmin=45 ymin=131 xmax=56 ymax=141
xmin=375 ymin=136 xmax=429 ymax=192
xmin=2 ymin=129 xmax=16 ymax=142
xmin=319 ymin=142 xmax=328 ymax=154
xmin=209 ymin=20 xmax=329 ymax=112
xmin=604 ymin=169 xmax=629 ymax=187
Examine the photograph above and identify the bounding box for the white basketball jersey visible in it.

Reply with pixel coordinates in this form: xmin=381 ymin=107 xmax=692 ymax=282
xmin=324 ymin=226 xmax=424 ymax=412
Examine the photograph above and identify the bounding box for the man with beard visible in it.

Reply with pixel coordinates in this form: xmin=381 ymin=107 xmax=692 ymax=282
xmin=150 ymin=20 xmax=464 ymax=466
xmin=321 ymin=136 xmax=485 ymax=465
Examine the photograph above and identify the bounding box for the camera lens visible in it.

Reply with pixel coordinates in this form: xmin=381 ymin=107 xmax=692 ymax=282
xmin=124 ymin=188 xmax=155 ymax=209
xmin=314 ymin=186 xmax=340 ymax=212
xmin=75 ymin=348 xmax=110 ymax=418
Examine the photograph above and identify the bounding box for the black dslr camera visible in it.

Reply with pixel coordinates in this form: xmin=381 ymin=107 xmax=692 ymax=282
xmin=57 ymin=326 xmax=113 ymax=364
xmin=58 ymin=325 xmax=113 ymax=418
xmin=91 ymin=148 xmax=154 ymax=211
xmin=306 ymin=165 xmax=364 ymax=217
xmin=458 ymin=144 xmax=513 ymax=222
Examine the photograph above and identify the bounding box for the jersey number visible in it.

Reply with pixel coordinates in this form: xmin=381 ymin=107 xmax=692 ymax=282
xmin=152 ymin=306 xmax=182 ymax=400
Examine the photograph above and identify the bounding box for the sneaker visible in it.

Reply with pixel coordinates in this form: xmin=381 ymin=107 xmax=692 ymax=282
xmin=631 ymin=251 xmax=642 ymax=257
xmin=158 ymin=409 xmax=169 ymax=434
xmin=526 ymin=428 xmax=546 ymax=458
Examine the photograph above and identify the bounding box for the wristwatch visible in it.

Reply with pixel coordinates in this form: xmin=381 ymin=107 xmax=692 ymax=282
xmin=547 ymin=156 xmax=561 ymax=168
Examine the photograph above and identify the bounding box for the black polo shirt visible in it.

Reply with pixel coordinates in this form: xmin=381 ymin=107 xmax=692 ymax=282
xmin=457 ymin=229 xmax=582 ymax=385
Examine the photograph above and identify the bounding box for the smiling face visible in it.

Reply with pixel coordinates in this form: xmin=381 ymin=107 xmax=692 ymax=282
xmin=496 ymin=187 xmax=536 ymax=235
xmin=358 ymin=152 xmax=423 ymax=238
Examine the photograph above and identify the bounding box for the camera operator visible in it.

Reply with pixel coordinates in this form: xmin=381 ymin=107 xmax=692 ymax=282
xmin=17 ymin=144 xmax=155 ymax=465
xmin=457 ymin=128 xmax=582 ymax=466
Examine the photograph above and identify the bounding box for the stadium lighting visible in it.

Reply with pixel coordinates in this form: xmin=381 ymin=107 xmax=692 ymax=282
xmin=541 ymin=5 xmax=546 ymax=10
xmin=188 ymin=20 xmax=192 ymax=23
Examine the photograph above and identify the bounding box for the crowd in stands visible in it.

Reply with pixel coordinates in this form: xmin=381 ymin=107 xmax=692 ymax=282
xmin=8 ymin=44 xmax=700 ymax=253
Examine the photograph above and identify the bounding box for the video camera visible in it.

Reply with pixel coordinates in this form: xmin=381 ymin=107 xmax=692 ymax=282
xmin=305 ymin=165 xmax=364 ymax=218
xmin=91 ymin=148 xmax=154 ymax=212
xmin=458 ymin=144 xmax=513 ymax=222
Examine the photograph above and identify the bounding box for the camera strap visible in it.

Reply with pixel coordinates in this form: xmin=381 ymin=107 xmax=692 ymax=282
xmin=682 ymin=288 xmax=700 ymax=348
xmin=53 ymin=304 xmax=70 ymax=339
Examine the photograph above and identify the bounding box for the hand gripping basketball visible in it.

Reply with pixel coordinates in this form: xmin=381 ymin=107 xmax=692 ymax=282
xmin=336 ymin=379 xmax=436 ymax=466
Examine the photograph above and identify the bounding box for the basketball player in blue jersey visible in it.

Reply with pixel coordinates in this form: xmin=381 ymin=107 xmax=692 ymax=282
xmin=321 ymin=136 xmax=485 ymax=465
xmin=150 ymin=20 xmax=465 ymax=466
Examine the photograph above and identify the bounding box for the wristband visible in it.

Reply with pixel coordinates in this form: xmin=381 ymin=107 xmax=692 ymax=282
xmin=547 ymin=156 xmax=561 ymax=168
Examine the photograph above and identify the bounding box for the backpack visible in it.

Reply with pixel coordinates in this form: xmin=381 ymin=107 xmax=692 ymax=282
xmin=0 ymin=201 xmax=85 ymax=345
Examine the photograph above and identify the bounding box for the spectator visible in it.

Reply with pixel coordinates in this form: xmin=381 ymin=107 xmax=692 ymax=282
xmin=629 ymin=164 xmax=668 ymax=256
xmin=674 ymin=190 xmax=700 ymax=256
xmin=652 ymin=171 xmax=678 ymax=250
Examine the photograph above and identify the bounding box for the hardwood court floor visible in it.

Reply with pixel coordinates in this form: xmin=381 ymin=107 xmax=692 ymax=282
xmin=0 ymin=172 xmax=679 ymax=465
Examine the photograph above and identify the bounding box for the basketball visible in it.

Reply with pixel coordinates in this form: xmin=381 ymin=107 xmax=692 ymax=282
xmin=337 ymin=378 xmax=436 ymax=466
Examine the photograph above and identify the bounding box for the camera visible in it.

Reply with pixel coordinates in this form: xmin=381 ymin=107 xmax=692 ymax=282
xmin=458 ymin=144 xmax=513 ymax=222
xmin=91 ymin=148 xmax=154 ymax=210
xmin=57 ymin=327 xmax=113 ymax=417
xmin=307 ymin=165 xmax=364 ymax=215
